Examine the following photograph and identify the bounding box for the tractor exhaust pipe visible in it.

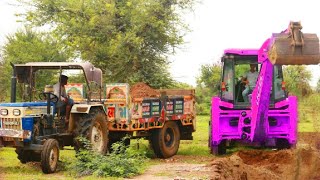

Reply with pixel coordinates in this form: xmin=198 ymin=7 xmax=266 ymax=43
xmin=10 ymin=63 xmax=17 ymax=103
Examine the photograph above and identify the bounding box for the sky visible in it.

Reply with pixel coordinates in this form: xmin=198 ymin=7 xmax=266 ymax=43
xmin=0 ymin=0 xmax=319 ymax=87
xmin=169 ymin=0 xmax=320 ymax=86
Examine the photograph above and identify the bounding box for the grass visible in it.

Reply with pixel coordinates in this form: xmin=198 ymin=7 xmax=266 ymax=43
xmin=0 ymin=146 xmax=76 ymax=180
xmin=298 ymin=94 xmax=320 ymax=132
xmin=177 ymin=115 xmax=210 ymax=157
xmin=298 ymin=122 xmax=315 ymax=132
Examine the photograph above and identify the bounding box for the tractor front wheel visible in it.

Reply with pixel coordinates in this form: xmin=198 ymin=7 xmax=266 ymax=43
xmin=41 ymin=139 xmax=59 ymax=174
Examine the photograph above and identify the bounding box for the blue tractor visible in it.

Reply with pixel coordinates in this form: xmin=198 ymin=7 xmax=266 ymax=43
xmin=0 ymin=62 xmax=108 ymax=173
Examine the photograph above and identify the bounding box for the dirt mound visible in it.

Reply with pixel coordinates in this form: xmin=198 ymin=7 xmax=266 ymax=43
xmin=208 ymin=145 xmax=320 ymax=180
xmin=130 ymin=82 xmax=160 ymax=99
xmin=238 ymin=149 xmax=293 ymax=165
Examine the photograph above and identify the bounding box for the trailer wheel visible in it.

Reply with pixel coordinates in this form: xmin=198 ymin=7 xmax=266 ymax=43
xmin=211 ymin=140 xmax=227 ymax=155
xmin=41 ymin=139 xmax=59 ymax=174
xmin=151 ymin=121 xmax=180 ymax=158
xmin=74 ymin=108 xmax=108 ymax=154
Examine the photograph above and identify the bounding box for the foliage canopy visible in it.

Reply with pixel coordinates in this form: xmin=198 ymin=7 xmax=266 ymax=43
xmin=19 ymin=0 xmax=195 ymax=88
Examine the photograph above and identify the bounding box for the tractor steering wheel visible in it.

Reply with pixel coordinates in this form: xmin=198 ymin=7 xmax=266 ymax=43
xmin=39 ymin=92 xmax=59 ymax=103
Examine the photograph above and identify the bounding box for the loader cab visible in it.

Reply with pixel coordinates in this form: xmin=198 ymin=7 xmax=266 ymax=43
xmin=220 ymin=53 xmax=287 ymax=109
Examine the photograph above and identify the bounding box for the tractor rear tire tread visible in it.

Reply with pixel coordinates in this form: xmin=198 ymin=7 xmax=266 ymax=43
xmin=74 ymin=108 xmax=108 ymax=154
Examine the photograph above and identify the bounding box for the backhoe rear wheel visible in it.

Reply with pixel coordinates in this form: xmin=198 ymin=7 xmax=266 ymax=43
xmin=211 ymin=140 xmax=227 ymax=156
xmin=151 ymin=121 xmax=180 ymax=158
xmin=74 ymin=108 xmax=108 ymax=154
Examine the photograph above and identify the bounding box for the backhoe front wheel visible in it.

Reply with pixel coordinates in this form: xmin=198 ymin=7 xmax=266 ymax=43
xmin=151 ymin=121 xmax=180 ymax=158
xmin=41 ymin=139 xmax=59 ymax=174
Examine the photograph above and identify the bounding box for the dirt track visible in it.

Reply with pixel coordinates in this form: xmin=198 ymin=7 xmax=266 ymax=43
xmin=133 ymin=132 xmax=320 ymax=180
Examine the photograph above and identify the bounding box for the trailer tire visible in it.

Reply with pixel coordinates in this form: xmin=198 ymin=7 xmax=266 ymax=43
xmin=74 ymin=108 xmax=108 ymax=154
xmin=151 ymin=121 xmax=180 ymax=158
xmin=211 ymin=140 xmax=227 ymax=155
xmin=41 ymin=139 xmax=59 ymax=174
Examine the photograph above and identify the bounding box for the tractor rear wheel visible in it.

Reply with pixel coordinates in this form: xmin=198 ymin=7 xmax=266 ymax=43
xmin=74 ymin=108 xmax=108 ymax=154
xmin=151 ymin=121 xmax=180 ymax=158
xmin=41 ymin=139 xmax=59 ymax=174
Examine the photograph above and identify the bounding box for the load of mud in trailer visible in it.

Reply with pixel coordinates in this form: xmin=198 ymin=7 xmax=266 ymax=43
xmin=209 ymin=21 xmax=320 ymax=155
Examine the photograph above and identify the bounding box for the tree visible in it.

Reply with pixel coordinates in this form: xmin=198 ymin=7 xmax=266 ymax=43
xmin=19 ymin=0 xmax=195 ymax=88
xmin=195 ymin=63 xmax=221 ymax=114
xmin=0 ymin=27 xmax=70 ymax=101
xmin=196 ymin=63 xmax=221 ymax=94
xmin=283 ymin=65 xmax=312 ymax=97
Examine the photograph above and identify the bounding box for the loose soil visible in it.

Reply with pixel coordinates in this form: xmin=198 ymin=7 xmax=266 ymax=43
xmin=130 ymin=82 xmax=160 ymax=99
xmin=132 ymin=132 xmax=320 ymax=180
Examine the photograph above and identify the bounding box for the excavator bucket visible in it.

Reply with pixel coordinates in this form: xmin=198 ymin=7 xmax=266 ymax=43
xmin=268 ymin=22 xmax=320 ymax=65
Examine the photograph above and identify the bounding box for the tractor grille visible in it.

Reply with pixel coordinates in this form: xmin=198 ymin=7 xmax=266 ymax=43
xmin=1 ymin=118 xmax=22 ymax=130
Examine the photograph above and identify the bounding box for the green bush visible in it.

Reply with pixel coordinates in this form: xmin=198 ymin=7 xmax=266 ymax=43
xmin=69 ymin=137 xmax=148 ymax=178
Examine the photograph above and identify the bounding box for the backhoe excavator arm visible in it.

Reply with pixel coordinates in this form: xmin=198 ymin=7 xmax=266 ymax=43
xmin=248 ymin=21 xmax=320 ymax=143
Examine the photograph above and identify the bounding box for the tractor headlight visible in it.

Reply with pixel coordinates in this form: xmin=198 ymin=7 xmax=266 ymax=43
xmin=0 ymin=109 xmax=8 ymax=116
xmin=13 ymin=109 xmax=21 ymax=116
